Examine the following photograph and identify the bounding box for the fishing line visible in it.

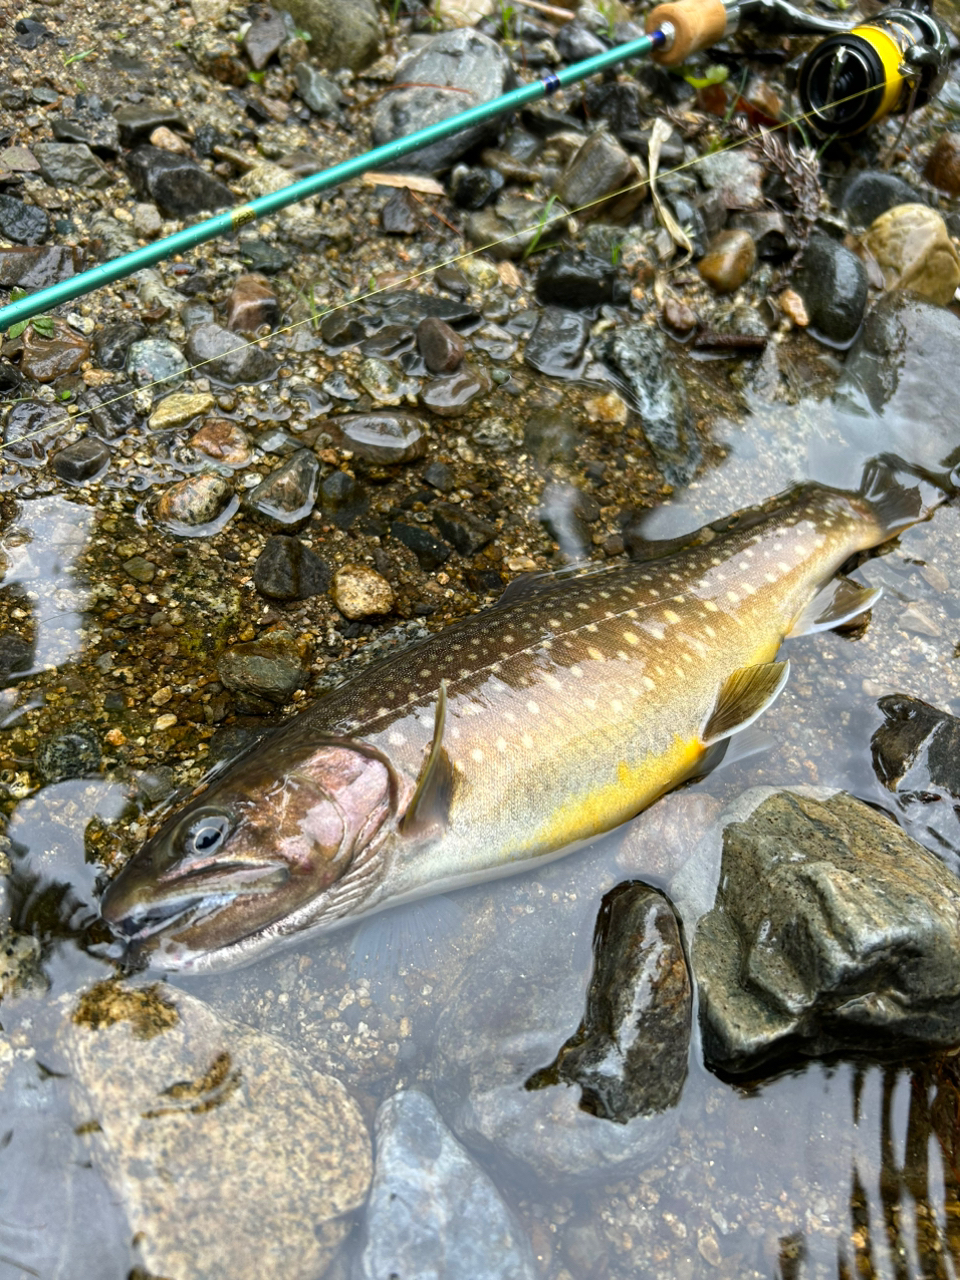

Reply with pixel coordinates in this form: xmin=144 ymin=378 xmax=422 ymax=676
xmin=0 ymin=74 xmax=912 ymax=453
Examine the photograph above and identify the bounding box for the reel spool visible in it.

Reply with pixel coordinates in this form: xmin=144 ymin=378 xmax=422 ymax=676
xmin=796 ymin=0 xmax=950 ymax=137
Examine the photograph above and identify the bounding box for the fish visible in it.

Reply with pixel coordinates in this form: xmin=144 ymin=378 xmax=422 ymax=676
xmin=100 ymin=460 xmax=931 ymax=973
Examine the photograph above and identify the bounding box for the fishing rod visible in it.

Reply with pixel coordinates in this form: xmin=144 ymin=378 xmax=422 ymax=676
xmin=0 ymin=0 xmax=950 ymax=334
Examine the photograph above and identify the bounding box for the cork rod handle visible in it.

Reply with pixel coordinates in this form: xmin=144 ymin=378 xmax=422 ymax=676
xmin=645 ymin=0 xmax=731 ymax=65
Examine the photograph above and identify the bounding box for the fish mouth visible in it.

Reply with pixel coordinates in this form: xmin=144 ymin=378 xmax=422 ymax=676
xmin=101 ymin=860 xmax=290 ymax=943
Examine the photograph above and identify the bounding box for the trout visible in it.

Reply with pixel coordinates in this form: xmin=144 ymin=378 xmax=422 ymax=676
xmin=101 ymin=464 xmax=927 ymax=972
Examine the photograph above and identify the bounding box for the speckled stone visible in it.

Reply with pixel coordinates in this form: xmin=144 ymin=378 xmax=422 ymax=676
xmin=154 ymin=474 xmax=235 ymax=530
xmin=188 ymin=420 xmax=253 ymax=467
xmin=59 ymin=983 xmax=372 ymax=1280
xmin=331 ymin=565 xmax=395 ymax=619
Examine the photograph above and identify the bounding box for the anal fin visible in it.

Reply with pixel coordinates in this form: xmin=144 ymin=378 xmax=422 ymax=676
xmin=399 ymin=681 xmax=455 ymax=837
xmin=701 ymin=660 xmax=790 ymax=747
xmin=787 ymin=577 xmax=882 ymax=639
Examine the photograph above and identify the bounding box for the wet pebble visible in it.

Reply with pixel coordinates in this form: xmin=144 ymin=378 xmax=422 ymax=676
xmin=253 ymin=535 xmax=332 ymax=601
xmin=381 ymin=188 xmax=420 ymax=234
xmin=925 ymin=130 xmax=960 ymax=195
xmin=126 ymin=337 xmax=189 ymax=391
xmin=244 ymin=449 xmax=320 ymax=527
xmin=123 ymin=555 xmax=156 ymax=584
xmin=19 ymin=320 xmax=89 ymax=382
xmin=861 ymin=203 xmax=960 ymax=307
xmin=60 ymin=983 xmax=371 ymax=1280
xmin=185 ymin=322 xmax=279 ymax=385
xmin=218 ymin=630 xmax=310 ymax=701
xmin=95 ymin=320 xmax=147 ymax=371
xmin=356 ymin=1090 xmax=537 ymax=1280
xmin=126 ymin=146 xmax=236 ymax=218
xmin=331 ymin=565 xmax=395 ymax=619
xmin=242 ymin=5 xmax=287 ymax=68
xmin=419 ymin=364 xmax=490 ymax=416
xmin=0 ymin=245 xmax=81 ymax=289
xmin=154 ymin=473 xmax=235 ymax=530
xmin=417 ymin=317 xmax=465 ymax=373
xmin=52 ymin=437 xmax=110 ymax=484
xmin=431 ymin=500 xmax=494 ymax=555
xmin=115 ymin=104 xmax=190 ymax=148
xmin=555 ymin=129 xmax=644 ymax=221
xmin=148 ymin=391 xmax=215 ymax=431
xmin=189 ymin=420 xmax=253 ymax=467
xmin=697 ymin=228 xmax=757 ymax=294
xmin=36 ymin=723 xmax=101 ymax=783
xmin=314 ymin=412 xmax=426 ymax=464
xmin=839 ymin=169 xmax=922 ymax=226
xmin=0 ymin=191 xmax=49 ymax=244
xmin=3 ymin=399 xmax=66 ymax=465
xmin=0 ymin=633 xmax=34 ymax=681
xmin=32 ymin=141 xmax=110 ymax=188
xmin=522 ymin=408 xmax=579 ymax=465
xmin=279 ymin=0 xmax=379 ymax=71
xmin=226 ymin=274 xmax=279 ymax=333
xmin=466 ymin=192 xmax=566 ymax=260
xmin=294 ymin=63 xmax=344 ymax=118
xmin=358 ymin=356 xmax=416 ymax=404
xmin=391 ymin=521 xmax=452 ymax=570
xmin=524 ymin=307 xmax=590 ymax=378
xmin=793 ymin=232 xmax=867 ymax=347
xmin=697 ymin=148 xmax=764 ymax=210
xmin=319 ymin=469 xmax=366 ymax=526
xmin=536 ymin=248 xmax=629 ymax=310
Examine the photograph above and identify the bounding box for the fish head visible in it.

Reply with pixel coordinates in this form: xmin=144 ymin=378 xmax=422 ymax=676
xmin=100 ymin=738 xmax=399 ymax=971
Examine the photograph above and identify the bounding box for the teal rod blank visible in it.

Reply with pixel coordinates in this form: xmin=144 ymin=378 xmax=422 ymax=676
xmin=0 ymin=30 xmax=664 ymax=332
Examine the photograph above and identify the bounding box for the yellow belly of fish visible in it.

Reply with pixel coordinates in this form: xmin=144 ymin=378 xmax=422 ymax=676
xmin=515 ymin=731 xmax=705 ymax=860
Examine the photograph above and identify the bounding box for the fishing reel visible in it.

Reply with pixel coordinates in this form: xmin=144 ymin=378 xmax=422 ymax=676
xmin=796 ymin=0 xmax=951 ymax=137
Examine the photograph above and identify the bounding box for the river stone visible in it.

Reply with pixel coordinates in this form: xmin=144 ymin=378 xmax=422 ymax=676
xmin=524 ymin=307 xmax=590 ymax=379
xmin=115 ymin=104 xmax=191 ymax=148
xmin=0 ymin=244 xmax=81 ymax=289
xmin=832 ymin=290 xmax=960 ymax=484
xmin=0 ymin=192 xmax=49 ymax=244
xmin=431 ymin=501 xmax=494 ymax=555
xmin=148 ymin=391 xmax=215 ymax=431
xmin=52 ymin=437 xmax=110 ymax=484
xmin=126 ymin=337 xmax=188 ymax=391
xmin=839 ymin=170 xmax=922 ymax=226
xmin=535 ymin=248 xmax=629 ymax=309
xmin=417 ymin=316 xmax=465 ymax=373
xmin=3 ymin=399 xmax=67 ymax=465
xmin=226 ymin=273 xmax=279 ymax=333
xmin=95 ymin=319 xmax=148 ymax=371
xmin=314 ymin=412 xmax=426 ymax=463
xmin=925 ymin=130 xmax=960 ymax=195
xmin=529 ymin=883 xmax=691 ymax=1123
xmin=126 ymin=146 xmax=236 ymax=218
xmin=554 ymin=129 xmax=645 ymax=223
xmin=861 ymin=203 xmax=960 ymax=307
xmin=60 ymin=982 xmax=371 ymax=1280
xmin=294 ymin=63 xmax=344 ymax=118
xmin=185 ymin=321 xmax=279 ymax=384
xmin=154 ymin=474 xmax=235 ymax=531
xmin=792 ymin=232 xmax=867 ymax=347
xmin=189 ymin=420 xmax=253 ymax=467
xmin=871 ymin=694 xmax=960 ymax=874
xmin=450 ymin=163 xmax=504 ymax=210
xmin=696 ymin=148 xmax=764 ymax=210
xmin=466 ymin=191 xmax=569 ymax=260
xmin=254 ymin=535 xmax=331 ymax=601
xmin=600 ymin=324 xmax=700 ymax=486
xmin=432 ymin=908 xmax=679 ymax=1184
xmin=36 ymin=724 xmax=101 ymax=783
xmin=31 ymin=141 xmax=111 ymax=188
xmin=372 ymin=30 xmax=514 ymax=172
xmin=698 ymin=228 xmax=756 ymax=294
xmin=242 ymin=5 xmax=287 ymax=68
xmin=356 ymin=1090 xmax=537 ymax=1280
xmin=391 ymin=521 xmax=451 ymax=570
xmin=331 ymin=565 xmax=395 ymax=619
xmin=278 ymin=0 xmax=379 ymax=69
xmin=376 ymin=289 xmax=481 ymax=331
xmin=419 ymin=364 xmax=490 ymax=416
xmin=693 ymin=789 xmax=960 ymax=1074
xmin=218 ymin=631 xmax=309 ymax=701
xmin=244 ymin=449 xmax=320 ymax=527
xmin=19 ymin=320 xmax=89 ymax=382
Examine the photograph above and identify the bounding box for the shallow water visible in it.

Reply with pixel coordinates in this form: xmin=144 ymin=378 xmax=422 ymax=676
xmin=2 ymin=364 xmax=960 ymax=1279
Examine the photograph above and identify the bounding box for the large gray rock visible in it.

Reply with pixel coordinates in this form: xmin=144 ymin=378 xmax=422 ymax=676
xmin=59 ymin=982 xmax=372 ymax=1280
xmin=279 ymin=0 xmax=379 ymax=70
xmin=872 ymin=693 xmax=960 ymax=875
xmin=372 ymin=30 xmax=514 ymax=173
xmin=693 ymin=789 xmax=960 ymax=1074
xmin=356 ymin=1091 xmax=537 ymax=1280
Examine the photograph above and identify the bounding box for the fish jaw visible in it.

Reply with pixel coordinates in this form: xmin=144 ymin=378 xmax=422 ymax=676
xmin=101 ymin=740 xmax=401 ymax=971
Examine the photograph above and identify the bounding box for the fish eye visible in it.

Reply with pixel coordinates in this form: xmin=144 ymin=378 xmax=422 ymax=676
xmin=180 ymin=811 xmax=233 ymax=858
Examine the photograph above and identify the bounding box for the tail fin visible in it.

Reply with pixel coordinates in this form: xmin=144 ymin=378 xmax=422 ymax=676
xmin=859 ymin=454 xmax=948 ymax=537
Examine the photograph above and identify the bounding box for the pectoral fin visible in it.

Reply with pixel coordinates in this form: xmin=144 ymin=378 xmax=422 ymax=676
xmin=787 ymin=577 xmax=882 ymax=638
xmin=399 ymin=681 xmax=455 ymax=837
xmin=701 ymin=661 xmax=790 ymax=746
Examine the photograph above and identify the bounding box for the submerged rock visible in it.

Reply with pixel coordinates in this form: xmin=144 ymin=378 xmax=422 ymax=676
xmin=253 ymin=535 xmax=331 ymax=601
xmin=218 ymin=631 xmax=310 ymax=701
xmin=524 ymin=307 xmax=590 ymax=379
xmin=529 ymin=883 xmax=691 ymax=1123
xmin=872 ymin=693 xmax=960 ymax=874
xmin=331 ymin=565 xmax=395 ymax=619
xmin=185 ymin=321 xmax=279 ymax=385
xmin=693 ymin=789 xmax=960 ymax=1074
xmin=244 ymin=449 xmax=320 ymax=527
xmin=60 ymin=983 xmax=371 ymax=1280
xmin=356 ymin=1091 xmax=537 ymax=1280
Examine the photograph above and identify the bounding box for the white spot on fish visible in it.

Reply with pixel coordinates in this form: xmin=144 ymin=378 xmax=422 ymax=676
xmin=570 ymin=664 xmax=583 ymax=678
xmin=664 ymin=609 xmax=680 ymax=624
xmin=587 ymin=646 xmax=604 ymax=661
xmin=496 ymin=736 xmax=508 ymax=752
xmin=704 ymin=601 xmax=719 ymax=613
xmin=471 ymin=748 xmax=484 ymax=763
xmin=624 ymin=632 xmax=639 ymax=645
xmin=388 ymin=731 xmax=406 ymax=746
xmin=521 ymin=733 xmax=534 ymax=749
xmin=642 ymin=675 xmax=656 ymax=691
xmin=527 ymin=699 xmax=540 ymax=714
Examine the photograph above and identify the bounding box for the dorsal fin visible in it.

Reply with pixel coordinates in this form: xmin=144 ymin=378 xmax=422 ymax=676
xmin=701 ymin=661 xmax=790 ymax=746
xmin=399 ymin=681 xmax=455 ymax=837
xmin=494 ymin=561 xmax=615 ymax=609
xmin=786 ymin=577 xmax=882 ymax=639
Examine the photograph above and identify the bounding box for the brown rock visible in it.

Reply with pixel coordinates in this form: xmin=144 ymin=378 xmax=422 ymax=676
xmin=417 ymin=316 xmax=465 ymax=373
xmin=697 ymin=229 xmax=757 ymax=294
xmin=154 ymin=474 xmax=235 ymax=530
xmin=0 ymin=245 xmax=81 ymax=290
xmin=19 ymin=320 xmax=89 ymax=382
xmin=925 ymin=131 xmax=960 ymax=196
xmin=189 ymin=420 xmax=253 ymax=467
xmin=149 ymin=126 xmax=191 ymax=154
xmin=861 ymin=203 xmax=960 ymax=307
xmin=331 ymin=565 xmax=395 ymax=619
xmin=662 ymin=295 xmax=697 ymax=334
xmin=226 ymin=273 xmax=280 ymax=333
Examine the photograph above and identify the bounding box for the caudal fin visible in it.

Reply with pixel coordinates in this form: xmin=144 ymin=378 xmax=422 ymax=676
xmin=860 ymin=454 xmax=947 ymax=537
